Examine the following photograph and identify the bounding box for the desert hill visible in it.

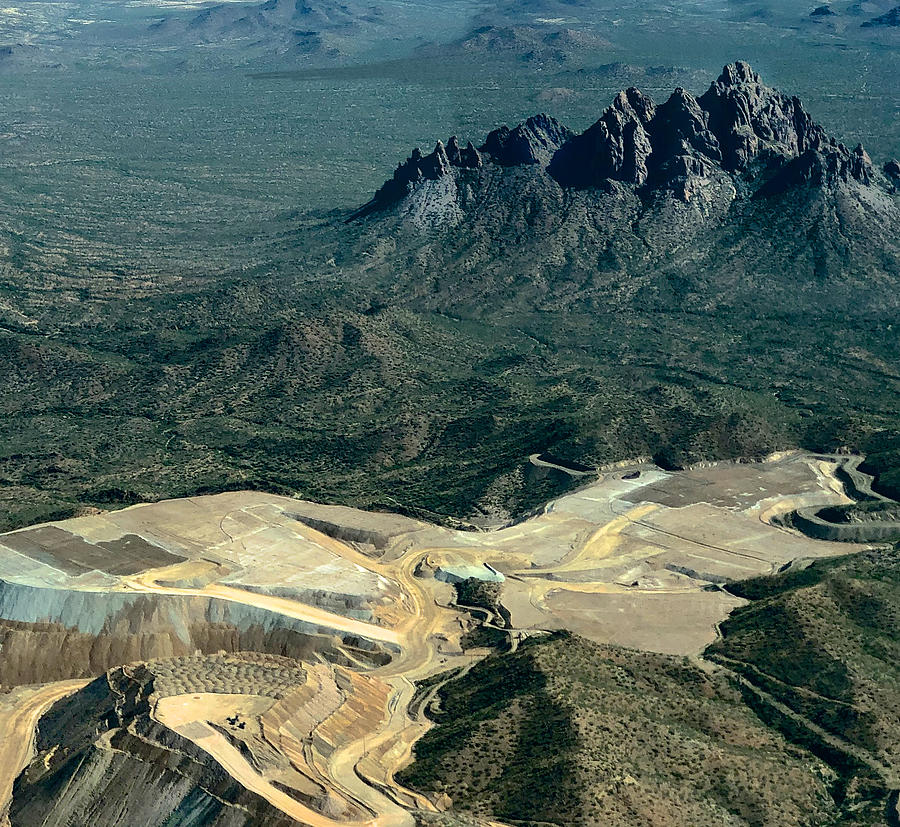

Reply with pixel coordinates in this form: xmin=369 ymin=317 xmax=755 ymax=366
xmin=0 ymin=63 xmax=898 ymax=531
xmin=397 ymin=542 xmax=900 ymax=825
xmin=708 ymin=546 xmax=900 ymax=793
xmin=399 ymin=631 xmax=867 ymax=825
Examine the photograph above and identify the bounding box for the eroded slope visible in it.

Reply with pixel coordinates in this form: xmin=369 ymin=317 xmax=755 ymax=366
xmin=0 ymin=452 xmax=889 ymax=826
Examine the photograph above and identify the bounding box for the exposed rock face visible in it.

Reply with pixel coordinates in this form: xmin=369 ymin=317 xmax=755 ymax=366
xmin=357 ymin=137 xmax=482 ymax=216
xmin=759 ymin=143 xmax=874 ymax=196
xmin=693 ymin=62 xmax=874 ymax=186
xmin=0 ymin=578 xmax=390 ymax=688
xmin=810 ymin=5 xmax=836 ymax=15
xmin=349 ymin=62 xmax=900 ymax=320
xmin=480 ymin=113 xmax=573 ymax=166
xmin=549 ymin=88 xmax=655 ymax=187
xmin=886 ymin=159 xmax=900 ymax=180
xmin=9 ymin=666 xmax=298 ymax=827
xmin=355 ymin=114 xmax=570 ymax=218
xmin=359 ymin=61 xmax=881 ymax=218
xmin=446 ymin=135 xmax=482 ymax=168
xmin=861 ymin=5 xmax=900 ymax=26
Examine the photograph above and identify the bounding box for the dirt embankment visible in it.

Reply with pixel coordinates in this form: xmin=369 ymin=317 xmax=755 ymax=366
xmin=0 ymin=679 xmax=87 ymax=825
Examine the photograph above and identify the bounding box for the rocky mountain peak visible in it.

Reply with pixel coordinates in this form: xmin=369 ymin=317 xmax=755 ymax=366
xmin=355 ymin=131 xmax=485 ymax=216
xmin=480 ymin=113 xmax=573 ymax=166
xmin=356 ymin=63 xmax=883 ymax=218
xmin=549 ymin=87 xmax=656 ymax=188
xmin=433 ymin=140 xmax=451 ymax=175
xmin=446 ymin=135 xmax=483 ymax=168
xmin=699 ymin=62 xmax=826 ymax=171
xmin=611 ymin=87 xmax=656 ymax=124
xmin=651 ymin=87 xmax=722 ymax=165
xmin=717 ymin=59 xmax=761 ymax=87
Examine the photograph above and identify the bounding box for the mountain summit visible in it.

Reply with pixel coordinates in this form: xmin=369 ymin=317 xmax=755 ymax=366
xmin=350 ymin=62 xmax=899 ymax=318
xmin=359 ymin=61 xmax=879 ymax=217
xmin=551 ymin=60 xmax=873 ymax=192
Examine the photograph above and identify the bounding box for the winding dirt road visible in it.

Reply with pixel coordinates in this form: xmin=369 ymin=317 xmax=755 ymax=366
xmin=127 ymin=549 xmax=443 ymax=827
xmin=1 ymin=453 xmax=858 ymax=827
xmin=122 ymin=569 xmax=402 ymax=647
xmin=154 ymin=694 xmax=380 ymax=827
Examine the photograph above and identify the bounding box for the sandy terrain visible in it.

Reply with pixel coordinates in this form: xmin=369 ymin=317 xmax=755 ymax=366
xmin=155 ymin=692 xmax=381 ymax=827
xmin=543 ymin=590 xmax=746 ymax=654
xmin=0 ymin=451 xmax=871 ymax=825
xmin=123 ymin=565 xmax=404 ymax=646
xmin=0 ymin=679 xmax=88 ymax=825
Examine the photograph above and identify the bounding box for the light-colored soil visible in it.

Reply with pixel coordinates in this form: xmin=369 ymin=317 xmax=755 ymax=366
xmin=0 ymin=452 xmax=871 ymax=825
xmin=156 ymin=693 xmax=378 ymax=827
xmin=122 ymin=566 xmax=403 ymax=646
xmin=0 ymin=679 xmax=88 ymax=825
xmin=543 ymin=589 xmax=746 ymax=654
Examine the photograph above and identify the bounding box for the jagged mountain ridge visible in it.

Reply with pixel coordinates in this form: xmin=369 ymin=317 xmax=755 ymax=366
xmin=350 ymin=62 xmax=900 ymax=318
xmin=362 ymin=61 xmax=882 ymax=206
xmin=1 ymin=63 xmax=899 ymax=534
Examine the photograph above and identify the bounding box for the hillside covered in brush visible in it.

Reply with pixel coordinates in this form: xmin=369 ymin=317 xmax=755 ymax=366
xmin=398 ymin=631 xmax=873 ymax=826
xmin=1 ymin=63 xmax=899 ymax=528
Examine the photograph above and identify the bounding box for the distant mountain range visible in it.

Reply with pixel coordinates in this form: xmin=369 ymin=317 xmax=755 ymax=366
xmin=416 ymin=23 xmax=615 ymax=64
xmin=806 ymin=0 xmax=900 ymax=28
xmin=861 ymin=4 xmax=900 ymax=26
xmin=142 ymin=0 xmax=388 ymax=56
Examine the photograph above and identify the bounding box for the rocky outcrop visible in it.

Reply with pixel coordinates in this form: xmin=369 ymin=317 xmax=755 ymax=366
xmin=355 ymin=137 xmax=482 ymax=217
xmin=358 ymin=61 xmax=882 ymax=216
xmin=698 ymin=61 xmax=821 ymax=169
xmin=356 ymin=114 xmax=572 ymax=217
xmin=757 ymin=144 xmax=874 ymax=196
xmin=549 ymin=87 xmax=655 ymax=187
xmin=480 ymin=114 xmax=572 ymax=166
xmin=344 ymin=62 xmax=900 ymax=323
xmin=861 ymin=5 xmax=900 ymax=26
xmin=696 ymin=61 xmax=873 ymax=185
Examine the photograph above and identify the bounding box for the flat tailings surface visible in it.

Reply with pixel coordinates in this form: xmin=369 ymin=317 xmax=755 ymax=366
xmin=0 ymin=527 xmax=184 ymax=575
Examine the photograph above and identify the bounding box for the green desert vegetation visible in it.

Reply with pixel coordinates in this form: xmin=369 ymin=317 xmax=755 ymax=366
xmin=401 ymin=549 xmax=900 ymax=825
xmin=708 ymin=546 xmax=900 ymax=802
xmin=453 ymin=579 xmax=503 ymax=614
xmin=2 ymin=279 xmax=899 ymax=532
xmin=399 ymin=631 xmax=851 ymax=826
xmin=0 ymin=4 xmax=898 ymax=537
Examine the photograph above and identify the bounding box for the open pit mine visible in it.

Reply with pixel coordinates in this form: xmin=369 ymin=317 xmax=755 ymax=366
xmin=0 ymin=450 xmax=885 ymax=826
